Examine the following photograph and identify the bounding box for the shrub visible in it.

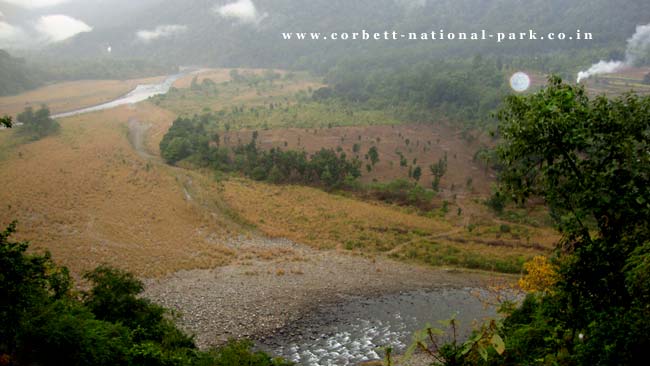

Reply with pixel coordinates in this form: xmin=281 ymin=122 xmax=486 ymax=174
xmin=16 ymin=105 xmax=59 ymax=141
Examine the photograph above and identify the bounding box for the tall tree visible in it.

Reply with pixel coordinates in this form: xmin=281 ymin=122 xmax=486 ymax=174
xmin=493 ymin=76 xmax=650 ymax=365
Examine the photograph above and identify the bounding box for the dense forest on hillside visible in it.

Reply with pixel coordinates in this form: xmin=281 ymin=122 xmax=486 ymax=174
xmin=39 ymin=0 xmax=650 ymax=69
xmin=0 ymin=51 xmax=40 ymax=96
xmin=4 ymin=1 xmax=650 ymax=96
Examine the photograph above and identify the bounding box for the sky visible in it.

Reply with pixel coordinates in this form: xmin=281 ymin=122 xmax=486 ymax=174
xmin=0 ymin=0 xmax=92 ymax=48
xmin=2 ymin=0 xmax=72 ymax=9
xmin=0 ymin=0 xmax=273 ymax=49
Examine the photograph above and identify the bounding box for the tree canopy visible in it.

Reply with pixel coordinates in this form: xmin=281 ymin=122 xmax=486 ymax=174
xmin=0 ymin=222 xmax=291 ymax=366
xmin=483 ymin=77 xmax=650 ymax=365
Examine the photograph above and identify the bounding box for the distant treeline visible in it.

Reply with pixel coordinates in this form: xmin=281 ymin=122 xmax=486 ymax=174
xmin=32 ymin=57 xmax=176 ymax=82
xmin=0 ymin=50 xmax=40 ymax=96
xmin=317 ymin=55 xmax=509 ymax=125
xmin=160 ymin=113 xmax=361 ymax=190
xmin=160 ymin=113 xmax=449 ymax=211
xmin=0 ymin=49 xmax=174 ymax=96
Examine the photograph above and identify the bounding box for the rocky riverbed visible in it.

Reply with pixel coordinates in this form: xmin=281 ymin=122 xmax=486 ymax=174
xmin=143 ymin=236 xmax=513 ymax=364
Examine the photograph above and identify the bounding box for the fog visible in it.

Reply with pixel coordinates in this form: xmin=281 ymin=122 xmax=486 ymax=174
xmin=1 ymin=1 xmax=649 ymax=80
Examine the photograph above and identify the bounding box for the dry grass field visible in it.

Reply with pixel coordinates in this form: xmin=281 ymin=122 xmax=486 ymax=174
xmin=0 ymin=68 xmax=561 ymax=278
xmin=155 ymin=70 xmax=323 ymax=117
xmin=223 ymin=123 xmax=494 ymax=195
xmin=0 ymin=104 xmax=244 ymax=277
xmin=222 ymin=178 xmax=557 ymax=273
xmin=583 ymin=66 xmax=650 ymax=97
xmin=0 ymin=76 xmax=165 ymax=118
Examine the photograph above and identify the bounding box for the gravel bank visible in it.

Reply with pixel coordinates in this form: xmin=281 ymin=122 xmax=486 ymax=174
xmin=143 ymin=236 xmax=499 ymax=350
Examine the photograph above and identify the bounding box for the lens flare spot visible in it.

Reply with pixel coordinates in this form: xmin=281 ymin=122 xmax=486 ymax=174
xmin=510 ymin=72 xmax=531 ymax=92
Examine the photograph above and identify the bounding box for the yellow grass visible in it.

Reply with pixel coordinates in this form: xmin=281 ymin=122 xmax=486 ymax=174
xmin=0 ymin=67 xmax=561 ymax=277
xmin=158 ymin=70 xmax=323 ymax=116
xmin=221 ymin=178 xmax=557 ymax=272
xmin=0 ymin=104 xmax=242 ymax=277
xmin=0 ymin=76 xmax=165 ymax=118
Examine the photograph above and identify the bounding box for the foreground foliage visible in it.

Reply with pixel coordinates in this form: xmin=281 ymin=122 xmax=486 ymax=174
xmin=412 ymin=77 xmax=650 ymax=365
xmin=0 ymin=222 xmax=291 ymax=366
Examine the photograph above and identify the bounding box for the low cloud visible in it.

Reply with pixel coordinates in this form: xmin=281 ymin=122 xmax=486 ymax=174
xmin=34 ymin=14 xmax=92 ymax=42
xmin=214 ymin=0 xmax=267 ymax=25
xmin=394 ymin=0 xmax=427 ymax=10
xmin=136 ymin=24 xmax=188 ymax=42
xmin=0 ymin=21 xmax=27 ymax=48
xmin=1 ymin=0 xmax=71 ymax=9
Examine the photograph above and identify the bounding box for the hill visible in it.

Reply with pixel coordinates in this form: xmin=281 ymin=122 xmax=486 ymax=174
xmin=0 ymin=50 xmax=40 ymax=96
xmin=36 ymin=0 xmax=650 ymax=69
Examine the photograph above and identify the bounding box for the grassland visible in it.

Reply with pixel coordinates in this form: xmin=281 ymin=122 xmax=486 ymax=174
xmin=221 ymin=123 xmax=494 ymax=195
xmin=0 ymin=76 xmax=165 ymax=118
xmin=221 ymin=178 xmax=556 ymax=273
xmin=0 ymin=103 xmax=245 ymax=277
xmin=0 ymin=67 xmax=560 ymax=278
xmin=154 ymin=69 xmax=324 ymax=118
xmin=583 ymin=66 xmax=650 ymax=97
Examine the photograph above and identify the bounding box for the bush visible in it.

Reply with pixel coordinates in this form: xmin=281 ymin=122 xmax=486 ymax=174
xmin=210 ymin=340 xmax=292 ymax=366
xmin=485 ymin=190 xmax=506 ymax=214
xmin=16 ymin=105 xmax=59 ymax=141
xmin=1 ymin=222 xmax=289 ymax=366
xmin=364 ymin=179 xmax=435 ymax=211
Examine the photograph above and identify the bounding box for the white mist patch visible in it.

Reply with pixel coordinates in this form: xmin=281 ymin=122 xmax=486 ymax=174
xmin=510 ymin=72 xmax=531 ymax=92
xmin=0 ymin=21 xmax=27 ymax=48
xmin=136 ymin=24 xmax=187 ymax=43
xmin=2 ymin=0 xmax=71 ymax=8
xmin=394 ymin=0 xmax=427 ymax=10
xmin=35 ymin=14 xmax=92 ymax=42
xmin=577 ymin=23 xmax=650 ymax=82
xmin=214 ymin=0 xmax=267 ymax=25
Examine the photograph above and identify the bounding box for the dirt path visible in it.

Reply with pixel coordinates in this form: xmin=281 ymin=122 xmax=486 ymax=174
xmin=128 ymin=117 xmax=159 ymax=161
xmin=143 ymin=236 xmax=502 ymax=349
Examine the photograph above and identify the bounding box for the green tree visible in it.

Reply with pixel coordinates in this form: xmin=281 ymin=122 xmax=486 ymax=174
xmin=1 ymin=115 xmax=11 ymax=128
xmin=368 ymin=146 xmax=379 ymax=166
xmin=1 ymin=222 xmax=290 ymax=366
xmin=412 ymin=166 xmax=422 ymax=181
xmin=429 ymin=154 xmax=448 ymax=192
xmin=16 ymin=105 xmax=59 ymax=140
xmin=352 ymin=143 xmax=360 ymax=154
xmin=490 ymin=76 xmax=650 ymax=365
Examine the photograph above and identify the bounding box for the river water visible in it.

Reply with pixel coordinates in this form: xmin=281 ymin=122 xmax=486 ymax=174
xmin=258 ymin=287 xmax=499 ymax=366
xmin=51 ymin=72 xmax=186 ymax=119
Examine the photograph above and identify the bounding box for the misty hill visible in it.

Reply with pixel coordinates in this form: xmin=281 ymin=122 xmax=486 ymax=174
xmin=0 ymin=50 xmax=40 ymax=96
xmin=37 ymin=0 xmax=650 ymax=69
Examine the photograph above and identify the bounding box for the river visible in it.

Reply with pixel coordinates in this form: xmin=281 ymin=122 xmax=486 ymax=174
xmin=258 ymin=287 xmax=500 ymax=366
xmin=51 ymin=72 xmax=188 ymax=119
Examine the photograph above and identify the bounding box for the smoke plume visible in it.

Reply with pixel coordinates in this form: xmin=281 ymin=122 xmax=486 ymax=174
xmin=577 ymin=23 xmax=650 ymax=82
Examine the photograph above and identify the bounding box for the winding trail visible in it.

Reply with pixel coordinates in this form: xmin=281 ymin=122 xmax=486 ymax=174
xmin=127 ymin=117 xmax=158 ymax=161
